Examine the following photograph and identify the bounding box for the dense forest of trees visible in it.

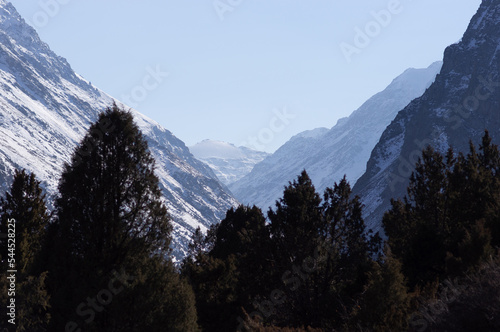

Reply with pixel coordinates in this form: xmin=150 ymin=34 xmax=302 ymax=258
xmin=0 ymin=104 xmax=499 ymax=331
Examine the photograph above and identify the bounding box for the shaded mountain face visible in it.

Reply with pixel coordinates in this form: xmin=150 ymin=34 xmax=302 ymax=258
xmin=0 ymin=1 xmax=237 ymax=260
xmin=353 ymin=0 xmax=500 ymax=232
xmin=229 ymin=62 xmax=442 ymax=211
xmin=189 ymin=140 xmax=269 ymax=186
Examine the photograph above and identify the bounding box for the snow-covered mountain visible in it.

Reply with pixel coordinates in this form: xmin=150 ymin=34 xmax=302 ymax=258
xmin=0 ymin=0 xmax=238 ymax=259
xmin=189 ymin=140 xmax=269 ymax=185
xmin=229 ymin=62 xmax=442 ymax=211
xmin=353 ymin=0 xmax=500 ymax=232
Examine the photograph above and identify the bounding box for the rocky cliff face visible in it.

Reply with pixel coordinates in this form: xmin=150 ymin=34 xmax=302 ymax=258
xmin=353 ymin=0 xmax=500 ymax=232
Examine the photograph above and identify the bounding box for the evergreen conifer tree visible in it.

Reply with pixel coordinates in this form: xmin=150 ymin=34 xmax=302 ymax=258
xmin=265 ymin=172 xmax=379 ymax=329
xmin=47 ymin=105 xmax=198 ymax=331
xmin=316 ymin=177 xmax=380 ymax=329
xmin=354 ymin=248 xmax=411 ymax=331
xmin=384 ymin=133 xmax=496 ymax=289
xmin=268 ymin=170 xmax=323 ymax=268
xmin=0 ymin=169 xmax=51 ymax=331
xmin=265 ymin=171 xmax=323 ymax=327
xmin=182 ymin=205 xmax=270 ymax=332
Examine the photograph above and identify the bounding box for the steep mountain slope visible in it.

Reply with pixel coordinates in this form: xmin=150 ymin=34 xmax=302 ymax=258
xmin=0 ymin=0 xmax=237 ymax=259
xmin=189 ymin=140 xmax=269 ymax=185
xmin=353 ymin=0 xmax=500 ymax=232
xmin=230 ymin=62 xmax=442 ymax=210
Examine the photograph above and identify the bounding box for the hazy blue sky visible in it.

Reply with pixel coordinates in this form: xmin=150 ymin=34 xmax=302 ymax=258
xmin=9 ymin=0 xmax=481 ymax=152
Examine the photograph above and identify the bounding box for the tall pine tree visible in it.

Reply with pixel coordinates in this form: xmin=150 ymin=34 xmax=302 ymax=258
xmin=268 ymin=170 xmax=323 ymax=268
xmin=317 ymin=177 xmax=380 ymax=329
xmin=265 ymin=172 xmax=379 ymax=329
xmin=47 ymin=105 xmax=198 ymax=331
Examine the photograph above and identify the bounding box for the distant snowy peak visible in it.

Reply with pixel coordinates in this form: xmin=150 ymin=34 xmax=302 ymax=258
xmin=190 ymin=140 xmax=269 ymax=186
xmin=190 ymin=140 xmax=246 ymax=159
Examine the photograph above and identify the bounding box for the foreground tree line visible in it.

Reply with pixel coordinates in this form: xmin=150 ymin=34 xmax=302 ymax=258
xmin=0 ymin=105 xmax=499 ymax=331
xmin=183 ymin=131 xmax=500 ymax=331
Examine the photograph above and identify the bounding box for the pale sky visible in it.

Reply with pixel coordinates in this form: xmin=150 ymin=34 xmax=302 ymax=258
xmin=9 ymin=0 xmax=481 ymax=152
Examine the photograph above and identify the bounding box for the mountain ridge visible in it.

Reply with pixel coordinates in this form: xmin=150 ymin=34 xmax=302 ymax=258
xmin=229 ymin=61 xmax=442 ymax=211
xmin=0 ymin=1 xmax=238 ymax=260
xmin=353 ymin=0 xmax=500 ymax=232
